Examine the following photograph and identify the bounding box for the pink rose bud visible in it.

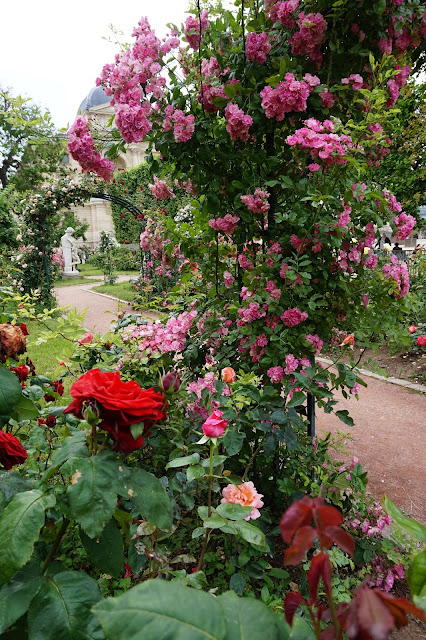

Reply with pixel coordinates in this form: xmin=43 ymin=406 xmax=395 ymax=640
xmin=408 ymin=324 xmax=418 ymax=334
xmin=161 ymin=371 xmax=181 ymax=394
xmin=202 ymin=410 xmax=228 ymax=438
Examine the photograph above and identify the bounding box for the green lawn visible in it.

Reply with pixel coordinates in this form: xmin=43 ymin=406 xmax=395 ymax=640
xmin=92 ymin=281 xmax=136 ymax=303
xmin=79 ymin=265 xmax=139 ymax=277
xmin=25 ymin=319 xmax=77 ymax=400
xmin=54 ymin=277 xmax=103 ymax=287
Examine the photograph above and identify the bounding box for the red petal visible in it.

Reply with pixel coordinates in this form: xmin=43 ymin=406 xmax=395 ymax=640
xmin=284 ymin=592 xmax=305 ymax=625
xmin=280 ymin=501 xmax=312 ymax=543
xmin=284 ymin=525 xmax=317 ymax=566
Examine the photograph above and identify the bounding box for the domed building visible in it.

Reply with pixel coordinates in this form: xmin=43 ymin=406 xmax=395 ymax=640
xmin=68 ymin=86 xmax=148 ymax=248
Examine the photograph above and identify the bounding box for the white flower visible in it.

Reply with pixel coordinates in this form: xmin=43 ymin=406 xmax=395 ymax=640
xmin=384 ymin=243 xmax=391 ymax=252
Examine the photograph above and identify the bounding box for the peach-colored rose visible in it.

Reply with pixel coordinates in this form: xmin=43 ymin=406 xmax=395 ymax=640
xmin=0 ymin=323 xmax=27 ymax=363
xmin=221 ymin=481 xmax=264 ymax=520
xmin=221 ymin=367 xmax=236 ymax=383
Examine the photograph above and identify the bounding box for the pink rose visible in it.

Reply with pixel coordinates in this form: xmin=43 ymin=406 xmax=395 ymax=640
xmin=221 ymin=481 xmax=264 ymax=520
xmin=78 ymin=332 xmax=94 ymax=346
xmin=202 ymin=410 xmax=228 ymax=438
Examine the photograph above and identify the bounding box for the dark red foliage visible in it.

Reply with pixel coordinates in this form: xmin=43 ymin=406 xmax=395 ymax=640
xmin=280 ymin=497 xmax=354 ymax=565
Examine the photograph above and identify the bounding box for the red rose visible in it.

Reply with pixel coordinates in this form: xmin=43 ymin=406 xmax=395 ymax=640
xmin=202 ymin=410 xmax=228 ymax=438
xmin=0 ymin=431 xmax=28 ymax=470
xmin=63 ymin=369 xmax=166 ymax=453
xmin=19 ymin=323 xmax=29 ymax=336
xmin=44 ymin=380 xmax=65 ymax=402
xmin=408 ymin=324 xmax=418 ymax=334
xmin=417 ymin=336 xmax=426 ymax=347
xmin=10 ymin=364 xmax=29 ymax=382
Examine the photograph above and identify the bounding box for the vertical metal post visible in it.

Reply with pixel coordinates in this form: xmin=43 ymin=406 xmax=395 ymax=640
xmin=307 ymin=355 xmax=315 ymax=439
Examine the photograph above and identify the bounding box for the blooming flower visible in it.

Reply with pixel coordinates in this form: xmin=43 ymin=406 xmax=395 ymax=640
xmin=221 ymin=481 xmax=264 ymax=520
xmin=78 ymin=332 xmax=94 ymax=346
xmin=222 ymin=367 xmax=236 ymax=383
xmin=408 ymin=324 xmax=418 ymax=334
xmin=202 ymin=410 xmax=228 ymax=438
xmin=417 ymin=336 xmax=426 ymax=347
xmin=0 ymin=430 xmax=28 ymax=470
xmin=148 ymin=176 xmax=175 ymax=200
xmin=281 ymin=308 xmax=308 ymax=327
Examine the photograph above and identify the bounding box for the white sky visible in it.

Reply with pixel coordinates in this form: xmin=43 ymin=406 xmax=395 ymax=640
xmin=0 ymin=0 xmax=193 ymax=130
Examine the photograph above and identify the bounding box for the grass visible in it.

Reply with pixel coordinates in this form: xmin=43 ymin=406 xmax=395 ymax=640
xmin=54 ymin=277 xmax=103 ymax=287
xmin=25 ymin=319 xmax=77 ymax=400
xmin=79 ymin=265 xmax=139 ymax=277
xmin=92 ymin=281 xmax=136 ymax=303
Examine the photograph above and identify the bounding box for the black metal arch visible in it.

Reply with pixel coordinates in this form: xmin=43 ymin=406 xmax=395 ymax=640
xmin=91 ymin=191 xmax=144 ymax=218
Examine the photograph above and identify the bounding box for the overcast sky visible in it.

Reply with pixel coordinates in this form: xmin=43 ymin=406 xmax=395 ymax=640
xmin=1 ymin=0 xmax=193 ymax=130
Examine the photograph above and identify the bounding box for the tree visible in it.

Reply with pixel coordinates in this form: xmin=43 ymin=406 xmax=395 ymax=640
xmin=0 ymin=87 xmax=65 ymax=191
xmin=376 ymin=81 xmax=426 ymax=218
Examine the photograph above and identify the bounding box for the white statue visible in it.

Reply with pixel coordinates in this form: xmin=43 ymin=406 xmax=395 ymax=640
xmin=60 ymin=227 xmax=80 ymax=276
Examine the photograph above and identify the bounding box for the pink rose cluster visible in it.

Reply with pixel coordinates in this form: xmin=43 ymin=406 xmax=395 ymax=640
xmin=223 ymin=271 xmax=235 ymax=288
xmin=97 ymin=17 xmax=179 ymax=144
xmin=236 ymin=302 xmax=266 ymax=327
xmin=383 ymin=255 xmax=410 ymax=298
xmin=394 ymin=212 xmax=416 ymax=241
xmin=246 ymin=32 xmax=271 ymax=64
xmin=198 ymin=83 xmax=227 ymax=113
xmin=306 ymin=333 xmax=323 ymax=355
xmin=67 ymin=117 xmax=114 ymax=182
xmin=342 ymin=74 xmax=364 ymax=90
xmin=148 ymin=176 xmax=175 ymax=200
xmin=286 ymin=118 xmax=354 ymax=165
xmin=224 ymin=103 xmax=253 ymax=142
xmin=265 ymin=0 xmax=299 ymax=27
xmin=260 ymin=73 xmax=312 ymax=121
xmin=221 ymin=481 xmax=264 ymax=521
xmin=121 ymin=310 xmax=197 ymax=356
xmin=163 ymin=106 xmax=195 ymax=143
xmin=209 ymin=214 xmax=240 ymax=235
xmin=241 ymin=188 xmax=270 ymax=214
xmin=289 ymin=12 xmax=327 ymax=64
xmin=281 ymin=307 xmax=308 ymax=327
xmin=184 ymin=9 xmax=209 ymax=50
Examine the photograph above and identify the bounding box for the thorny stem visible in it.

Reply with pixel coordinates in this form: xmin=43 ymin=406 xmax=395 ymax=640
xmin=197 ymin=440 xmax=215 ymax=571
xmin=41 ymin=518 xmax=70 ymax=574
xmin=242 ymin=435 xmax=266 ymax=481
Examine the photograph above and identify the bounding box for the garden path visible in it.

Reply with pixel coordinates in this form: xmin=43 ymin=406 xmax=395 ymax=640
xmin=316 ymin=375 xmax=426 ymax=524
xmin=54 ymin=275 xmax=158 ymax=334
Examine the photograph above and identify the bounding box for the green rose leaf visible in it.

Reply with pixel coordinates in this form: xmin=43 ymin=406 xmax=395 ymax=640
xmin=0 ymin=368 xmax=22 ymax=415
xmin=223 ymin=429 xmax=245 ymax=456
xmin=407 ymin=550 xmax=426 ymax=597
xmin=216 ymin=503 xmax=252 ymax=521
xmin=219 ymin=590 xmax=284 ymax=640
xmin=27 ymin=570 xmax=104 ymax=640
xmin=187 ymin=464 xmax=205 ymax=482
xmin=335 ymin=410 xmax=354 ymax=427
xmin=382 ymin=496 xmax=426 ymax=543
xmin=0 ymin=490 xmax=56 ymax=586
xmin=93 ymin=579 xmax=226 ymax=640
xmin=231 ymin=520 xmax=266 ymax=548
xmin=49 ymin=432 xmax=89 ymax=474
xmin=166 ymin=453 xmax=200 ymax=468
xmin=80 ymin=519 xmax=124 ymax=578
xmin=0 ymin=471 xmax=32 ymax=501
xmin=0 ymin=559 xmax=44 ymax=633
xmin=11 ymin=395 xmax=39 ymax=422
xmin=118 ymin=468 xmax=173 ymax=530
xmin=66 ymin=452 xmax=119 ymax=539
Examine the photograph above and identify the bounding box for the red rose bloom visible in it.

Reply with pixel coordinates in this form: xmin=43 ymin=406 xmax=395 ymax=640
xmin=0 ymin=431 xmax=28 ymax=470
xmin=63 ymin=369 xmax=166 ymax=453
xmin=10 ymin=364 xmax=29 ymax=382
xmin=417 ymin=336 xmax=426 ymax=347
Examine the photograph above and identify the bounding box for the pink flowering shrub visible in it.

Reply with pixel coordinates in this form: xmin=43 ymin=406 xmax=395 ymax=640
xmin=260 ymin=73 xmax=311 ymax=121
xmin=148 ymin=176 xmax=175 ymax=200
xmin=209 ymin=214 xmax=240 ymax=235
xmin=281 ymin=307 xmax=308 ymax=327
xmin=246 ymin=32 xmax=271 ymax=64
xmin=383 ymin=256 xmax=410 ymax=298
xmin=240 ymin=189 xmax=270 ymax=214
xmin=224 ymin=103 xmax=253 ymax=141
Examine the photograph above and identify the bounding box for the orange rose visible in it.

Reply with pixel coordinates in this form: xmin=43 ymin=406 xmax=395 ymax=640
xmin=222 ymin=367 xmax=236 ymax=383
xmin=0 ymin=323 xmax=27 ymax=363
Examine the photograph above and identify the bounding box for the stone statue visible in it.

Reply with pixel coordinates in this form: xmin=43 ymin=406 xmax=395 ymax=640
xmin=60 ymin=227 xmax=80 ymax=276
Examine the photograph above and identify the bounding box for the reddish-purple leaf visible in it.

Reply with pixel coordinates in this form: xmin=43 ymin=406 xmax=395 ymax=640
xmin=284 ymin=525 xmax=317 ymax=565
xmin=308 ymin=552 xmax=332 ymax=601
xmin=316 ymin=505 xmax=343 ymax=529
xmin=284 ymin=592 xmax=305 ymax=625
xmin=375 ymin=591 xmax=426 ymax=628
xmin=320 ymin=626 xmax=337 ymax=640
xmin=321 ymin=525 xmax=355 ymax=557
xmin=280 ymin=501 xmax=312 ymax=543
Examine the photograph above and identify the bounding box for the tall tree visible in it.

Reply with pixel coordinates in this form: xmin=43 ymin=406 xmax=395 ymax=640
xmin=0 ymin=87 xmax=65 ymax=191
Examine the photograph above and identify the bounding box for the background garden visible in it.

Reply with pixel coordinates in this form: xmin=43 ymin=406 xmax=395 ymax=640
xmin=0 ymin=1 xmax=426 ymax=638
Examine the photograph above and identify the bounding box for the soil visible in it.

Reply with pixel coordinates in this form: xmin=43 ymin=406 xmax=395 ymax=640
xmin=329 ymin=345 xmax=426 ymax=385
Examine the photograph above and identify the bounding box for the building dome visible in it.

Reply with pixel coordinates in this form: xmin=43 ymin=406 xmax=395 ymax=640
xmin=78 ymin=86 xmax=111 ymax=114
